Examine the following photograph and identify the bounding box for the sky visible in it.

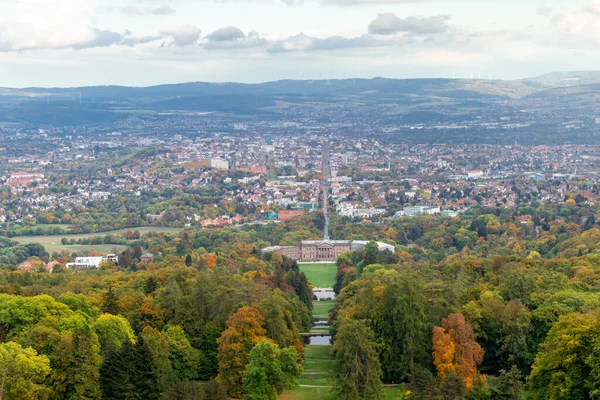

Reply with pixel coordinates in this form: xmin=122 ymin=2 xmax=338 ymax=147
xmin=1 ymin=0 xmax=600 ymax=87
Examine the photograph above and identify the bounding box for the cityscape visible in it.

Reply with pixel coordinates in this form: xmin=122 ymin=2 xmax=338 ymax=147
xmin=3 ymin=0 xmax=600 ymax=398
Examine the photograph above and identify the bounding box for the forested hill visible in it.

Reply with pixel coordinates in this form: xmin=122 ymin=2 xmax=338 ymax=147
xmin=0 ymin=71 xmax=600 ymax=129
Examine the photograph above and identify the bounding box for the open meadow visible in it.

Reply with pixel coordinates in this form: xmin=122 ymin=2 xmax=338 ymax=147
xmin=297 ymin=263 xmax=337 ymax=288
xmin=10 ymin=226 xmax=182 ymax=254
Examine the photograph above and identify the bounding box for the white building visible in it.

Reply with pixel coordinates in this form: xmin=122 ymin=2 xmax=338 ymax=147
xmin=66 ymin=254 xmax=118 ymax=269
xmin=351 ymin=241 xmax=396 ymax=253
xmin=466 ymin=170 xmax=484 ymax=179
xmin=396 ymin=206 xmax=441 ymax=217
xmin=210 ymin=158 xmax=229 ymax=170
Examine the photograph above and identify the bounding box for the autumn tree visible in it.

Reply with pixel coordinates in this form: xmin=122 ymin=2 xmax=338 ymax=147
xmin=0 ymin=342 xmax=51 ymax=400
xmin=529 ymin=312 xmax=600 ymax=400
xmin=433 ymin=313 xmax=484 ymax=390
xmin=332 ymin=320 xmax=383 ymax=400
xmin=217 ymin=306 xmax=267 ymax=398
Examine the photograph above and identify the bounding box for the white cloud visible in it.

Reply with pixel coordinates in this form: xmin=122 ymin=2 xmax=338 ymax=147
xmin=551 ymin=2 xmax=600 ymax=44
xmin=160 ymin=25 xmax=202 ymax=46
xmin=368 ymin=13 xmax=451 ymax=35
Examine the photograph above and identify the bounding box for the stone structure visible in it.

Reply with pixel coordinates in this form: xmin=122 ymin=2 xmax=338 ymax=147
xmin=299 ymin=240 xmax=351 ymax=261
xmin=262 ymin=239 xmax=394 ymax=261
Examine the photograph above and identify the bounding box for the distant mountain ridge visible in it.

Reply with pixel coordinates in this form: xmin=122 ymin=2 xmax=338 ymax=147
xmin=2 ymin=71 xmax=600 ymax=138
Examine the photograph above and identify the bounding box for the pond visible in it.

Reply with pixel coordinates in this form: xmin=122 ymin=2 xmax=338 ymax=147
xmin=304 ymin=335 xmax=332 ymax=345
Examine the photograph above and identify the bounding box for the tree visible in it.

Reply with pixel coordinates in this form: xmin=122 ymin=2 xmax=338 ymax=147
xmin=217 ymin=306 xmax=267 ymax=398
xmin=140 ymin=326 xmax=171 ymax=390
xmin=133 ymin=245 xmax=143 ymax=260
xmin=94 ymin=313 xmax=135 ymax=354
xmin=489 ymin=366 xmax=523 ymax=400
xmin=244 ymin=339 xmax=302 ymax=400
xmin=332 ymin=320 xmax=383 ymax=400
xmin=50 ymin=324 xmax=102 ymax=400
xmin=164 ymin=325 xmax=201 ymax=381
xmin=100 ymin=336 xmax=160 ymax=400
xmin=143 ymin=277 xmax=158 ymax=294
xmin=0 ymin=341 xmax=51 ymax=400
xmin=102 ymin=285 xmax=120 ymax=315
xmin=203 ymin=379 xmax=228 ymax=400
xmin=528 ymin=312 xmax=599 ymax=400
xmin=99 ymin=341 xmax=135 ymax=400
xmin=377 ymin=277 xmax=427 ymax=382
xmin=433 ymin=313 xmax=484 ymax=390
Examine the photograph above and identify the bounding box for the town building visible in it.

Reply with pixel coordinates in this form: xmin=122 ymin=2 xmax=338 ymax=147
xmin=395 ymin=205 xmax=441 ymax=217
xmin=210 ymin=158 xmax=229 ymax=170
xmin=66 ymin=254 xmax=118 ymax=269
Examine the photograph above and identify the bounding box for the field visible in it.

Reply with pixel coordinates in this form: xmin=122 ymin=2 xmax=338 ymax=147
xmin=313 ymin=300 xmax=335 ymax=317
xmin=10 ymin=227 xmax=182 ymax=254
xmin=298 ymin=263 xmax=337 ymax=288
xmin=280 ymin=386 xmax=407 ymax=399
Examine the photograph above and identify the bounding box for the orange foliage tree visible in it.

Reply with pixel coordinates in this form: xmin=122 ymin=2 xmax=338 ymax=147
xmin=216 ymin=306 xmax=267 ymax=398
xmin=432 ymin=313 xmax=484 ymax=389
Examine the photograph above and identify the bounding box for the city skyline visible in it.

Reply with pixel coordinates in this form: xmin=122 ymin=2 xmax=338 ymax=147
xmin=2 ymin=0 xmax=600 ymax=87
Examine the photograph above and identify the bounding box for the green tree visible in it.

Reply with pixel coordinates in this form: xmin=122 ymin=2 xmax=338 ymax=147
xmin=164 ymin=325 xmax=201 ymax=381
xmin=50 ymin=324 xmax=102 ymax=400
xmin=490 ymin=366 xmax=524 ymax=400
xmin=140 ymin=326 xmax=172 ymax=390
xmin=102 ymin=286 xmax=120 ymax=315
xmin=0 ymin=341 xmax=51 ymax=400
xmin=94 ymin=313 xmax=135 ymax=354
xmin=528 ymin=312 xmax=599 ymax=400
xmin=332 ymin=320 xmax=383 ymax=400
xmin=203 ymin=379 xmax=228 ymax=400
xmin=378 ymin=277 xmax=427 ymax=382
xmin=100 ymin=336 xmax=160 ymax=400
xmin=244 ymin=339 xmax=301 ymax=400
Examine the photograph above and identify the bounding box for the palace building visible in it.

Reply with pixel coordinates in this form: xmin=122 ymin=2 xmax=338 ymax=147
xmin=262 ymin=239 xmax=393 ymax=261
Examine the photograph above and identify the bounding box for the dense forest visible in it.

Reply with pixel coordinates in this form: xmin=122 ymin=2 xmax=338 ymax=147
xmin=0 ymin=202 xmax=600 ymax=399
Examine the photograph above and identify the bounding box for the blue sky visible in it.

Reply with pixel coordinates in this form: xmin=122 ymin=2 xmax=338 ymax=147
xmin=1 ymin=0 xmax=599 ymax=87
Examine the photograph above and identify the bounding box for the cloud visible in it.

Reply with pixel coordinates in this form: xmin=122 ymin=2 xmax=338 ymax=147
xmin=202 ymin=27 xmax=267 ymax=49
xmin=205 ymin=26 xmax=246 ymax=42
xmin=550 ymin=3 xmax=600 ymax=44
xmin=121 ymin=4 xmax=176 ymax=16
xmin=368 ymin=13 xmax=451 ymax=35
xmin=160 ymin=25 xmax=202 ymax=46
xmin=268 ymin=33 xmax=392 ymax=52
xmin=322 ymin=0 xmax=447 ymax=5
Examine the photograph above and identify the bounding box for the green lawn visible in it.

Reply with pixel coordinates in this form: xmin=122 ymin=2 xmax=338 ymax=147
xmin=280 ymin=387 xmax=407 ymax=400
xmin=304 ymin=345 xmax=333 ymax=360
xmin=313 ymin=300 xmax=335 ymax=316
xmin=280 ymin=387 xmax=335 ymax=400
xmin=298 ymin=263 xmax=337 ymax=288
xmin=304 ymin=358 xmax=333 ymax=373
xmin=10 ymin=227 xmax=182 ymax=254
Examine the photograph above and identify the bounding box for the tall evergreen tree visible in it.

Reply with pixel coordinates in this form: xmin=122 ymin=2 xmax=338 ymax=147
xmin=50 ymin=325 xmax=102 ymax=400
xmin=102 ymin=285 xmax=120 ymax=315
xmin=132 ymin=336 xmax=161 ymax=400
xmin=332 ymin=320 xmax=383 ymax=400
xmin=377 ymin=277 xmax=427 ymax=382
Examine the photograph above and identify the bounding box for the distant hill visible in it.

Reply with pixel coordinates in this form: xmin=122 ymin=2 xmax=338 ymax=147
xmin=522 ymin=71 xmax=600 ymax=88
xmin=1 ymin=71 xmax=600 ymax=138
